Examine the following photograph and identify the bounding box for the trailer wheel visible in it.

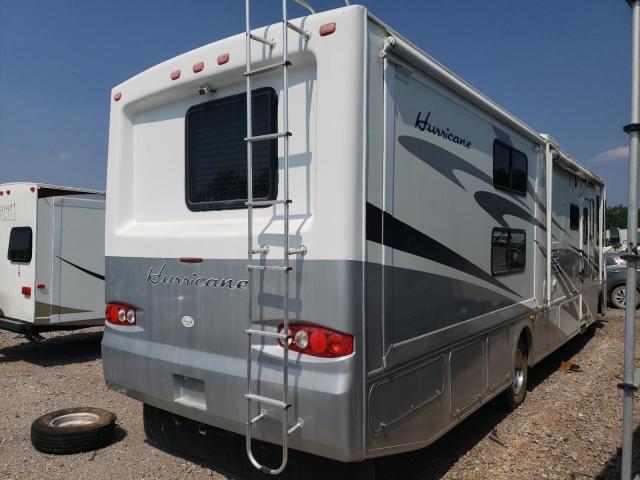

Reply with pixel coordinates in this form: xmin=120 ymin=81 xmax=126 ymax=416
xmin=31 ymin=407 xmax=116 ymax=454
xmin=503 ymin=339 xmax=528 ymax=410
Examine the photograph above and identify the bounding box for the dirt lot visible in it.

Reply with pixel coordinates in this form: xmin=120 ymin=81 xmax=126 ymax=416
xmin=0 ymin=309 xmax=636 ymax=479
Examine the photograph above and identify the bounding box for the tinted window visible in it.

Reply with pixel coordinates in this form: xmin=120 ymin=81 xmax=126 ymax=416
xmin=570 ymin=204 xmax=579 ymax=230
xmin=583 ymin=207 xmax=588 ymax=244
xmin=493 ymin=140 xmax=528 ymax=195
xmin=185 ymin=88 xmax=278 ymax=211
xmin=8 ymin=227 xmax=32 ymax=263
xmin=511 ymin=150 xmax=528 ymax=194
xmin=493 ymin=142 xmax=510 ymax=190
xmin=491 ymin=228 xmax=526 ymax=275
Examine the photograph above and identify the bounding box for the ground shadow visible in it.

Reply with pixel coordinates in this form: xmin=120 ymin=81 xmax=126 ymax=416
xmin=0 ymin=330 xmax=103 ymax=367
xmin=527 ymin=325 xmax=598 ymax=391
xmin=597 ymin=425 xmax=640 ymax=479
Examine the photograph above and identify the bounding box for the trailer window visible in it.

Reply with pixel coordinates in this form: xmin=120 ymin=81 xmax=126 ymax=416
xmin=7 ymin=227 xmax=33 ymax=263
xmin=491 ymin=228 xmax=526 ymax=276
xmin=492 ymin=140 xmax=528 ymax=195
xmin=185 ymin=88 xmax=278 ymax=211
xmin=570 ymin=204 xmax=579 ymax=230
xmin=583 ymin=207 xmax=589 ymax=244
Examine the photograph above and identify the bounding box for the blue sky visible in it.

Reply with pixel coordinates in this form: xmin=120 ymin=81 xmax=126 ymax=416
xmin=0 ymin=0 xmax=633 ymax=204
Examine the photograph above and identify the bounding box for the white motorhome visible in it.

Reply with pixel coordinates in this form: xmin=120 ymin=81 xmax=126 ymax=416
xmin=102 ymin=3 xmax=605 ymax=475
xmin=0 ymin=183 xmax=106 ymax=340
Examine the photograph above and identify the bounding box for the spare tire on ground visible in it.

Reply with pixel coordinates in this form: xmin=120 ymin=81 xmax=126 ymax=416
xmin=31 ymin=407 xmax=116 ymax=454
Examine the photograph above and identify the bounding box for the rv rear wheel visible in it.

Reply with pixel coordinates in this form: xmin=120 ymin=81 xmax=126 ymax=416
xmin=31 ymin=407 xmax=116 ymax=454
xmin=503 ymin=339 xmax=528 ymax=410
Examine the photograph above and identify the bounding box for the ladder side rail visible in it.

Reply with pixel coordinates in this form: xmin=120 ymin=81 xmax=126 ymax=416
xmin=281 ymin=0 xmax=291 ymax=469
xmin=244 ymin=0 xmax=257 ymax=470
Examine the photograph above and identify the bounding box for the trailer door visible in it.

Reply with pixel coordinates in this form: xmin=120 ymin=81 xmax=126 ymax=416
xmin=0 ymin=187 xmax=36 ymax=322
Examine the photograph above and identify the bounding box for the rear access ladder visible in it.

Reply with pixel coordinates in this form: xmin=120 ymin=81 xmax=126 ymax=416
xmin=243 ymin=0 xmax=314 ymax=474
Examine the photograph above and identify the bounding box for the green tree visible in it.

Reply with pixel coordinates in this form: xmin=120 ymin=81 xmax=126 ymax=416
xmin=605 ymin=205 xmax=640 ymax=229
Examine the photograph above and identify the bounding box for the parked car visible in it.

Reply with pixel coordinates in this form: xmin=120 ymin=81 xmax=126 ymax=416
xmin=606 ymin=251 xmax=640 ymax=308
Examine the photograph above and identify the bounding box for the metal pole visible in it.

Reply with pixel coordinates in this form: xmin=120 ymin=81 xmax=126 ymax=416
xmin=545 ymin=143 xmax=553 ymax=307
xmin=621 ymin=2 xmax=640 ymax=479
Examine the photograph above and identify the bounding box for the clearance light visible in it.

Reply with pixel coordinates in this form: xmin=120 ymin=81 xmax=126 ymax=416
xmin=277 ymin=324 xmax=353 ymax=358
xmin=193 ymin=62 xmax=204 ymax=73
xmin=319 ymin=23 xmax=336 ymax=36
xmin=30 ymin=187 xmax=35 ymax=192
xmin=113 ymin=92 xmax=121 ymax=101
xmin=170 ymin=69 xmax=181 ymax=80
xmin=217 ymin=53 xmax=229 ymax=65
xmin=0 ymin=192 xmax=3 ymax=196
xmin=21 ymin=287 xmax=32 ymax=296
xmin=106 ymin=303 xmax=137 ymax=326
xmin=180 ymin=257 xmax=203 ymax=263
xmin=37 ymin=284 xmax=46 ymax=289
xmin=6 ymin=190 xmax=10 ymax=195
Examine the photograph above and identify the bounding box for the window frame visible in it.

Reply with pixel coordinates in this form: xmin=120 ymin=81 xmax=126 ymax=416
xmin=7 ymin=226 xmax=33 ymax=263
xmin=491 ymin=227 xmax=527 ymax=276
xmin=184 ymin=87 xmax=279 ymax=212
xmin=492 ymin=139 xmax=528 ymax=196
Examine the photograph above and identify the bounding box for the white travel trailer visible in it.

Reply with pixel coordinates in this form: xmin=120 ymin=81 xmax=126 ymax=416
xmin=102 ymin=2 xmax=605 ymax=475
xmin=0 ymin=183 xmax=106 ymax=340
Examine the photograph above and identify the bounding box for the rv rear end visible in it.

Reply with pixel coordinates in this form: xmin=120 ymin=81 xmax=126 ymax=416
xmin=103 ymin=6 xmax=368 ymax=462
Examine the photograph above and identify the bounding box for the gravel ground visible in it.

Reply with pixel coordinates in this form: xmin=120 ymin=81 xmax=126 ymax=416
xmin=0 ymin=309 xmax=636 ymax=479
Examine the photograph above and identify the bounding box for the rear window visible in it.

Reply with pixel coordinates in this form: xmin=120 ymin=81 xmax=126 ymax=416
xmin=185 ymin=88 xmax=278 ymax=211
xmin=8 ymin=227 xmax=33 ymax=263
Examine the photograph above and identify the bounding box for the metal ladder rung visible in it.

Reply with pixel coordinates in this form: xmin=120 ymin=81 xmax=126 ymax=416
xmin=250 ymin=33 xmax=275 ymax=48
xmin=247 ymin=265 xmax=292 ymax=272
xmin=244 ymin=60 xmax=292 ymax=78
xmin=245 ymin=329 xmax=290 ymax=340
xmin=286 ymin=21 xmax=311 ymax=40
xmin=245 ymin=131 xmax=292 ymax=143
xmin=244 ymin=393 xmax=291 ymax=409
xmin=245 ymin=199 xmax=292 ymax=207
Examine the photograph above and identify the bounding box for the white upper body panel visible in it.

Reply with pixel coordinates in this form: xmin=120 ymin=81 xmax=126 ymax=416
xmin=106 ymin=6 xmax=368 ymax=261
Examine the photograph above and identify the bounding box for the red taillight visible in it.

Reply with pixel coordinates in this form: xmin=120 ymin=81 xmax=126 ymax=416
xmin=319 ymin=23 xmax=336 ymax=36
xmin=21 ymin=286 xmax=31 ymax=296
xmin=106 ymin=303 xmax=137 ymax=326
xmin=277 ymin=324 xmax=353 ymax=358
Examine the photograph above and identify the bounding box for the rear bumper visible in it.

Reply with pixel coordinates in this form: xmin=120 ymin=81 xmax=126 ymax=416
xmin=0 ymin=316 xmax=102 ymax=334
xmin=102 ymin=327 xmax=364 ymax=462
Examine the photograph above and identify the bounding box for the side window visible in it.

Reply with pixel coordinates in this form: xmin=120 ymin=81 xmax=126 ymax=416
xmin=583 ymin=207 xmax=588 ymax=245
xmin=8 ymin=227 xmax=33 ymax=263
xmin=492 ymin=140 xmax=528 ymax=195
xmin=590 ymin=199 xmax=595 ymax=239
xmin=570 ymin=204 xmax=579 ymax=230
xmin=596 ymin=196 xmax=600 ymax=243
xmin=491 ymin=228 xmax=526 ymax=276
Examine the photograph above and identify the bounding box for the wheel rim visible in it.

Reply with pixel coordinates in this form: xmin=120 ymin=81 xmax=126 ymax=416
xmin=50 ymin=412 xmax=99 ymax=428
xmin=614 ymin=286 xmax=627 ymax=307
xmin=513 ymin=349 xmax=525 ymax=395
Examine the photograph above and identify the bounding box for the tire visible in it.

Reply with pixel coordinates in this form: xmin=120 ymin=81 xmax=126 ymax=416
xmin=31 ymin=407 xmax=116 ymax=454
xmin=503 ymin=339 xmax=528 ymax=410
xmin=610 ymin=285 xmax=640 ymax=309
